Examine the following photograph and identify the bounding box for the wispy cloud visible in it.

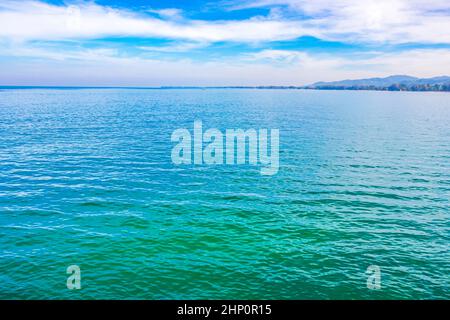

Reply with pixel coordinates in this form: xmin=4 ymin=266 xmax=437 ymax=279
xmin=147 ymin=8 xmax=184 ymax=20
xmin=3 ymin=0 xmax=448 ymax=45
xmin=0 ymin=1 xmax=306 ymax=43
xmin=227 ymin=0 xmax=450 ymax=44
xmin=245 ymin=48 xmax=450 ymax=79
xmin=138 ymin=42 xmax=208 ymax=53
xmin=2 ymin=41 xmax=449 ymax=86
xmin=0 ymin=0 xmax=449 ymax=85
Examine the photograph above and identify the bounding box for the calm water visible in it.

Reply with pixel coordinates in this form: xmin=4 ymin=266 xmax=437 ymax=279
xmin=0 ymin=88 xmax=449 ymax=299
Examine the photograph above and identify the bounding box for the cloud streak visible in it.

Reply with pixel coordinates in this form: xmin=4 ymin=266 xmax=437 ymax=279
xmin=0 ymin=1 xmax=306 ymax=43
xmin=228 ymin=0 xmax=450 ymax=44
xmin=0 ymin=0 xmax=449 ymax=85
xmin=2 ymin=41 xmax=449 ymax=86
xmin=1 ymin=0 xmax=449 ymax=45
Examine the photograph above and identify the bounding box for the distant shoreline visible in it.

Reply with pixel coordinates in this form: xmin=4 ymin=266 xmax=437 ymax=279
xmin=1 ymin=85 xmax=450 ymax=92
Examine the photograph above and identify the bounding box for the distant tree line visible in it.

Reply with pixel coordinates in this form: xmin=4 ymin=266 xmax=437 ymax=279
xmin=311 ymin=84 xmax=450 ymax=92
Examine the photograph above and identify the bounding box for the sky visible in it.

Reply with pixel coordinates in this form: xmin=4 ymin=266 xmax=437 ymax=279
xmin=0 ymin=0 xmax=450 ymax=86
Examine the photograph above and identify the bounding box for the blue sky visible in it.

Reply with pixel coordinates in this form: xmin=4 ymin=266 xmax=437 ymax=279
xmin=1 ymin=0 xmax=450 ymax=86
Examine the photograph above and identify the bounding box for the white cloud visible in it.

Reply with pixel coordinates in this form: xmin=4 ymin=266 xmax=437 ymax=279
xmin=0 ymin=0 xmax=449 ymax=85
xmin=0 ymin=1 xmax=306 ymax=43
xmin=244 ymin=48 xmax=450 ymax=82
xmin=138 ymin=42 xmax=208 ymax=53
xmin=2 ymin=42 xmax=450 ymax=86
xmin=1 ymin=0 xmax=448 ymax=45
xmin=228 ymin=0 xmax=450 ymax=44
xmin=245 ymin=49 xmax=309 ymax=62
xmin=0 ymin=43 xmax=121 ymax=62
xmin=147 ymin=8 xmax=184 ymax=20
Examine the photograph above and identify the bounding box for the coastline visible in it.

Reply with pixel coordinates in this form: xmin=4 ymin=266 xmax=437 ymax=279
xmin=1 ymin=85 xmax=450 ymax=92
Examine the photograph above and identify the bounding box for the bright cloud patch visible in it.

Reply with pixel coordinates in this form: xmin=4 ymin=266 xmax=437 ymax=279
xmin=1 ymin=0 xmax=449 ymax=44
xmin=0 ymin=0 xmax=449 ymax=85
xmin=229 ymin=0 xmax=450 ymax=44
xmin=0 ymin=1 xmax=306 ymax=42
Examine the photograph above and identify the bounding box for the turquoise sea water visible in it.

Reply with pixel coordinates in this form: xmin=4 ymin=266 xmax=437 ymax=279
xmin=0 ymin=88 xmax=449 ymax=299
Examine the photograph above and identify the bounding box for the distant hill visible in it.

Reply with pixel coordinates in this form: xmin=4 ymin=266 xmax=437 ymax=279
xmin=307 ymin=75 xmax=450 ymax=92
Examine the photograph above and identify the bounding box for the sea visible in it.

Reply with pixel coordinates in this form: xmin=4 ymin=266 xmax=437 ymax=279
xmin=0 ymin=88 xmax=448 ymax=299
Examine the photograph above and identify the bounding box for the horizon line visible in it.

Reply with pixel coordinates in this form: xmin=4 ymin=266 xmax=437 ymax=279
xmin=0 ymin=85 xmax=315 ymax=90
xmin=1 ymin=85 xmax=449 ymax=93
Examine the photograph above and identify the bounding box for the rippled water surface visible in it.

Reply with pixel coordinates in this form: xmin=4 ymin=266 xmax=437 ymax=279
xmin=0 ymin=88 xmax=449 ymax=299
